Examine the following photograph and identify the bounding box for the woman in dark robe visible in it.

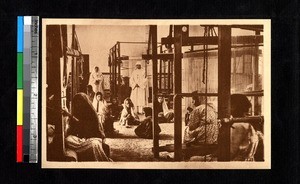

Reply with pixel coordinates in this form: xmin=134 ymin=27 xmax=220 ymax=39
xmin=65 ymin=93 xmax=111 ymax=161
xmin=135 ymin=107 xmax=161 ymax=139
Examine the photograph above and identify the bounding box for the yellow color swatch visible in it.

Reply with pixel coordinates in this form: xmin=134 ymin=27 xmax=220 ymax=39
xmin=17 ymin=89 xmax=23 ymax=125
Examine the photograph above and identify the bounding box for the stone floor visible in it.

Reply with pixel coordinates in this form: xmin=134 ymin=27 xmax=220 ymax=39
xmin=105 ymin=120 xmax=186 ymax=162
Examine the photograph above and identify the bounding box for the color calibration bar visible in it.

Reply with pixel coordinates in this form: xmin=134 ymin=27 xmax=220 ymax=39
xmin=29 ymin=16 xmax=39 ymax=163
xmin=17 ymin=16 xmax=24 ymax=162
xmin=17 ymin=16 xmax=39 ymax=163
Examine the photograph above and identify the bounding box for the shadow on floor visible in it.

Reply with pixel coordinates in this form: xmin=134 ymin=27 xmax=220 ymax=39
xmin=159 ymin=133 xmax=174 ymax=140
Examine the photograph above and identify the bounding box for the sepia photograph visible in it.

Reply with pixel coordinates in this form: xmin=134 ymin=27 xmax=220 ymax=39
xmin=42 ymin=19 xmax=270 ymax=169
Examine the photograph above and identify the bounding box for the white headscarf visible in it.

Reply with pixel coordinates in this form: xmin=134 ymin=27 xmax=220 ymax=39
xmin=92 ymin=93 xmax=107 ymax=115
xmin=161 ymin=97 xmax=173 ymax=116
xmin=89 ymin=66 xmax=104 ymax=93
xmin=135 ymin=61 xmax=142 ymax=66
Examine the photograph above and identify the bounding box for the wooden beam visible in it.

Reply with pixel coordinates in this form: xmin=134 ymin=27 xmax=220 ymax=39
xmin=71 ymin=25 xmax=76 ymax=103
xmin=144 ymin=48 xmax=262 ymax=59
xmin=142 ymin=53 xmax=175 ymax=60
xmin=156 ymin=91 xmax=263 ymax=98
xmin=109 ymin=54 xmax=112 ymax=100
xmin=219 ymin=116 xmax=264 ymax=132
xmin=111 ymin=47 xmax=116 ymax=98
xmin=162 ymin=36 xmax=218 ymax=46
xmin=183 ymin=48 xmax=262 ymax=58
xmin=117 ymin=42 xmax=121 ymax=95
xmin=66 ymin=47 xmax=81 ymax=57
xmin=201 ymin=25 xmax=263 ymax=32
xmin=46 ymin=25 xmax=64 ymax=161
xmin=231 ymin=35 xmax=263 ymax=45
xmin=253 ymin=31 xmax=260 ymax=115
xmin=173 ymin=25 xmax=183 ymax=161
xmin=217 ymin=26 xmax=232 ymax=161
xmin=230 ymin=25 xmax=263 ymax=32
xmin=219 ymin=116 xmax=264 ymax=125
xmin=161 ymin=35 xmax=263 ymax=46
xmin=118 ymin=56 xmax=129 ymax=60
xmin=159 ymin=52 xmax=162 ymax=92
xmin=151 ymin=25 xmax=159 ymax=159
xmin=168 ymin=59 xmax=172 ymax=95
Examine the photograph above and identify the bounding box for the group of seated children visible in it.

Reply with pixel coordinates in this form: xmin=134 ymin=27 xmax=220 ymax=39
xmin=58 ymin=83 xmax=263 ymax=162
xmin=61 ymin=87 xmax=171 ymax=162
xmin=87 ymin=85 xmax=162 ymax=138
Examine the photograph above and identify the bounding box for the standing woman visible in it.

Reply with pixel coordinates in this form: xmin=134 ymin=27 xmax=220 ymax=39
xmin=129 ymin=61 xmax=147 ymax=114
xmin=89 ymin=66 xmax=105 ymax=95
xmin=119 ymin=98 xmax=139 ymax=128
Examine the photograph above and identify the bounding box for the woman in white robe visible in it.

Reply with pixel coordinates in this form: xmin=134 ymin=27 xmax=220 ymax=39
xmin=129 ymin=61 xmax=147 ymax=114
xmin=89 ymin=66 xmax=105 ymax=95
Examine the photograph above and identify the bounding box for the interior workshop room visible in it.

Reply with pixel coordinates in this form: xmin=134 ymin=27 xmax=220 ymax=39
xmin=45 ymin=23 xmax=266 ymax=163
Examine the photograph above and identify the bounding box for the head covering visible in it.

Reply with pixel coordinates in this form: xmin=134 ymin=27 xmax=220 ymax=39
xmin=231 ymin=94 xmax=252 ymax=117
xmin=69 ymin=93 xmax=105 ymax=139
xmin=135 ymin=61 xmax=142 ymax=66
xmin=120 ymin=98 xmax=139 ymax=121
xmin=143 ymin=107 xmax=152 ymax=117
xmin=93 ymin=66 xmax=102 ymax=74
xmin=155 ymin=97 xmax=170 ymax=115
xmin=92 ymin=92 xmax=107 ymax=115
xmin=191 ymin=91 xmax=200 ymax=106
xmin=123 ymin=97 xmax=134 ymax=109
xmin=95 ymin=92 xmax=103 ymax=97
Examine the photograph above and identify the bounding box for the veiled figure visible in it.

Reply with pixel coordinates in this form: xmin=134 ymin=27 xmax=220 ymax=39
xmin=65 ymin=93 xmax=111 ymax=161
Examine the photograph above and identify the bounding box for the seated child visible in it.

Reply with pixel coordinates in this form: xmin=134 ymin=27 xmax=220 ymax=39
xmin=108 ymin=97 xmax=122 ymax=121
xmin=119 ymin=98 xmax=139 ymax=128
xmin=156 ymin=97 xmax=174 ymax=123
xmin=134 ymin=107 xmax=161 ymax=139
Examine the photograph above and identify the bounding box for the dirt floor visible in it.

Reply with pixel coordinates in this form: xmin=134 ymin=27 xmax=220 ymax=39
xmin=105 ymin=119 xmax=186 ymax=162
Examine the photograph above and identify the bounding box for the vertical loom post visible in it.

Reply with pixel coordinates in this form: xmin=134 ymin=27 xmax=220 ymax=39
xmin=218 ymin=26 xmax=232 ymax=161
xmin=253 ymin=31 xmax=260 ymax=115
xmin=151 ymin=25 xmax=159 ymax=158
xmin=173 ymin=25 xmax=183 ymax=161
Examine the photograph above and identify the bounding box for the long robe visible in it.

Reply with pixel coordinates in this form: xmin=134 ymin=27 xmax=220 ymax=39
xmin=89 ymin=69 xmax=105 ymax=95
xmin=92 ymin=96 xmax=108 ymax=125
xmin=135 ymin=116 xmax=161 ymax=139
xmin=119 ymin=103 xmax=139 ymax=126
xmin=156 ymin=98 xmax=174 ymax=123
xmin=65 ymin=93 xmax=111 ymax=161
xmin=129 ymin=68 xmax=147 ymax=107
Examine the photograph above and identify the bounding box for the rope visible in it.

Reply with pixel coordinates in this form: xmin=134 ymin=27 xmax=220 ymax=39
xmin=202 ymin=26 xmax=207 ymax=84
xmin=202 ymin=26 xmax=217 ymax=161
